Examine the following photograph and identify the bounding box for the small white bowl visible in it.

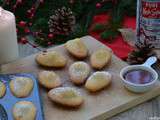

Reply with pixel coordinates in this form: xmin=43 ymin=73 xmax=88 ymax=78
xmin=120 ymin=57 xmax=158 ymax=93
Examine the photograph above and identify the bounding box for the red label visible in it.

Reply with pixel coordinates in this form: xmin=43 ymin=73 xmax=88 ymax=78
xmin=142 ymin=1 xmax=160 ymax=18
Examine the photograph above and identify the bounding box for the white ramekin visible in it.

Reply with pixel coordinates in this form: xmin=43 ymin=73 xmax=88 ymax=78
xmin=120 ymin=65 xmax=158 ymax=93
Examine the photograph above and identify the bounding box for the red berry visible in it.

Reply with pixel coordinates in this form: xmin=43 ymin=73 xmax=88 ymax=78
xmin=20 ymin=37 xmax=28 ymax=44
xmin=96 ymin=3 xmax=102 ymax=8
xmin=19 ymin=21 xmax=26 ymax=27
xmin=27 ymin=10 xmax=32 ymax=14
xmin=16 ymin=29 xmax=18 ymax=33
xmin=112 ymin=0 xmax=118 ymax=4
xmin=31 ymin=7 xmax=35 ymax=12
xmin=13 ymin=5 xmax=17 ymax=11
xmin=48 ymin=33 xmax=54 ymax=39
xmin=28 ymin=22 xmax=32 ymax=26
xmin=16 ymin=0 xmax=22 ymax=4
xmin=40 ymin=0 xmax=44 ymax=4
xmin=24 ymin=28 xmax=30 ymax=33
xmin=47 ymin=42 xmax=52 ymax=46
xmin=29 ymin=14 xmax=34 ymax=19
xmin=27 ymin=9 xmax=34 ymax=19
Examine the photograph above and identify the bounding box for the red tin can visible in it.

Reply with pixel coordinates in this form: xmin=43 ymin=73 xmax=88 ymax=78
xmin=137 ymin=0 xmax=160 ymax=48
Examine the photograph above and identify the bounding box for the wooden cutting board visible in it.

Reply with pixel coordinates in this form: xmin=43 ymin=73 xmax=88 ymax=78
xmin=1 ymin=36 xmax=160 ymax=120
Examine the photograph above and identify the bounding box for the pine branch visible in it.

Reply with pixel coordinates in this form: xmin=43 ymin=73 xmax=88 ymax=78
xmin=93 ymin=0 xmax=136 ymax=41
xmin=1 ymin=0 xmax=136 ymax=47
xmin=93 ymin=23 xmax=106 ymax=31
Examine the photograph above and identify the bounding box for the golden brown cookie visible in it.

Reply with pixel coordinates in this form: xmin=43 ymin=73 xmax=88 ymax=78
xmin=36 ymin=50 xmax=67 ymax=68
xmin=10 ymin=77 xmax=34 ymax=98
xmin=65 ymin=38 xmax=88 ymax=59
xmin=85 ymin=71 xmax=112 ymax=92
xmin=48 ymin=87 xmax=84 ymax=107
xmin=0 ymin=81 xmax=6 ymax=98
xmin=90 ymin=49 xmax=112 ymax=70
xmin=69 ymin=62 xmax=90 ymax=85
xmin=12 ymin=101 xmax=36 ymax=120
xmin=38 ymin=71 xmax=62 ymax=89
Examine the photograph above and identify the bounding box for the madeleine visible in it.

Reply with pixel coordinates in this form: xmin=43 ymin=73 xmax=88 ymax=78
xmin=12 ymin=101 xmax=36 ymax=120
xmin=0 ymin=81 xmax=6 ymax=98
xmin=90 ymin=49 xmax=112 ymax=69
xmin=38 ymin=71 xmax=62 ymax=89
xmin=10 ymin=77 xmax=34 ymax=98
xmin=48 ymin=87 xmax=84 ymax=107
xmin=65 ymin=38 xmax=88 ymax=59
xmin=69 ymin=62 xmax=90 ymax=85
xmin=36 ymin=50 xmax=67 ymax=68
xmin=85 ymin=71 xmax=112 ymax=92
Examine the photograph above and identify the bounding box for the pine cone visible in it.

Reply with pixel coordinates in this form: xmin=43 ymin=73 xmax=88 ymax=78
xmin=48 ymin=7 xmax=76 ymax=35
xmin=127 ymin=40 xmax=156 ymax=65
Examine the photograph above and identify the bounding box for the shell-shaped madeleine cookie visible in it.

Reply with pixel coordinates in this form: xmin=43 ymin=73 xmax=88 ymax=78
xmin=10 ymin=77 xmax=34 ymax=98
xmin=90 ymin=49 xmax=112 ymax=69
xmin=36 ymin=51 xmax=67 ymax=68
xmin=0 ymin=81 xmax=6 ymax=98
xmin=65 ymin=38 xmax=88 ymax=59
xmin=48 ymin=87 xmax=84 ymax=107
xmin=69 ymin=62 xmax=90 ymax=85
xmin=12 ymin=101 xmax=36 ymax=120
xmin=38 ymin=71 xmax=62 ymax=89
xmin=85 ymin=71 xmax=112 ymax=92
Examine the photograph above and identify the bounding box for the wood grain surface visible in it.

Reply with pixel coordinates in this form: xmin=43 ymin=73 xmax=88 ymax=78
xmin=1 ymin=36 xmax=160 ymax=120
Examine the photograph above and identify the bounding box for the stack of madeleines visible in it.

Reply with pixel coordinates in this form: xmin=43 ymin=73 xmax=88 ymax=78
xmin=36 ymin=38 xmax=112 ymax=108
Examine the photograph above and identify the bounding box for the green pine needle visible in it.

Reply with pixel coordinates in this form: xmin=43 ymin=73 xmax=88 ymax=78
xmin=93 ymin=24 xmax=106 ymax=32
xmin=101 ymin=30 xmax=118 ymax=40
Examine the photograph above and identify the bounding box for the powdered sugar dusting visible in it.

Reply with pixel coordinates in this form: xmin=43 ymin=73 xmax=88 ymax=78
xmin=50 ymin=87 xmax=81 ymax=96
xmin=88 ymin=71 xmax=112 ymax=81
xmin=69 ymin=62 xmax=90 ymax=78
